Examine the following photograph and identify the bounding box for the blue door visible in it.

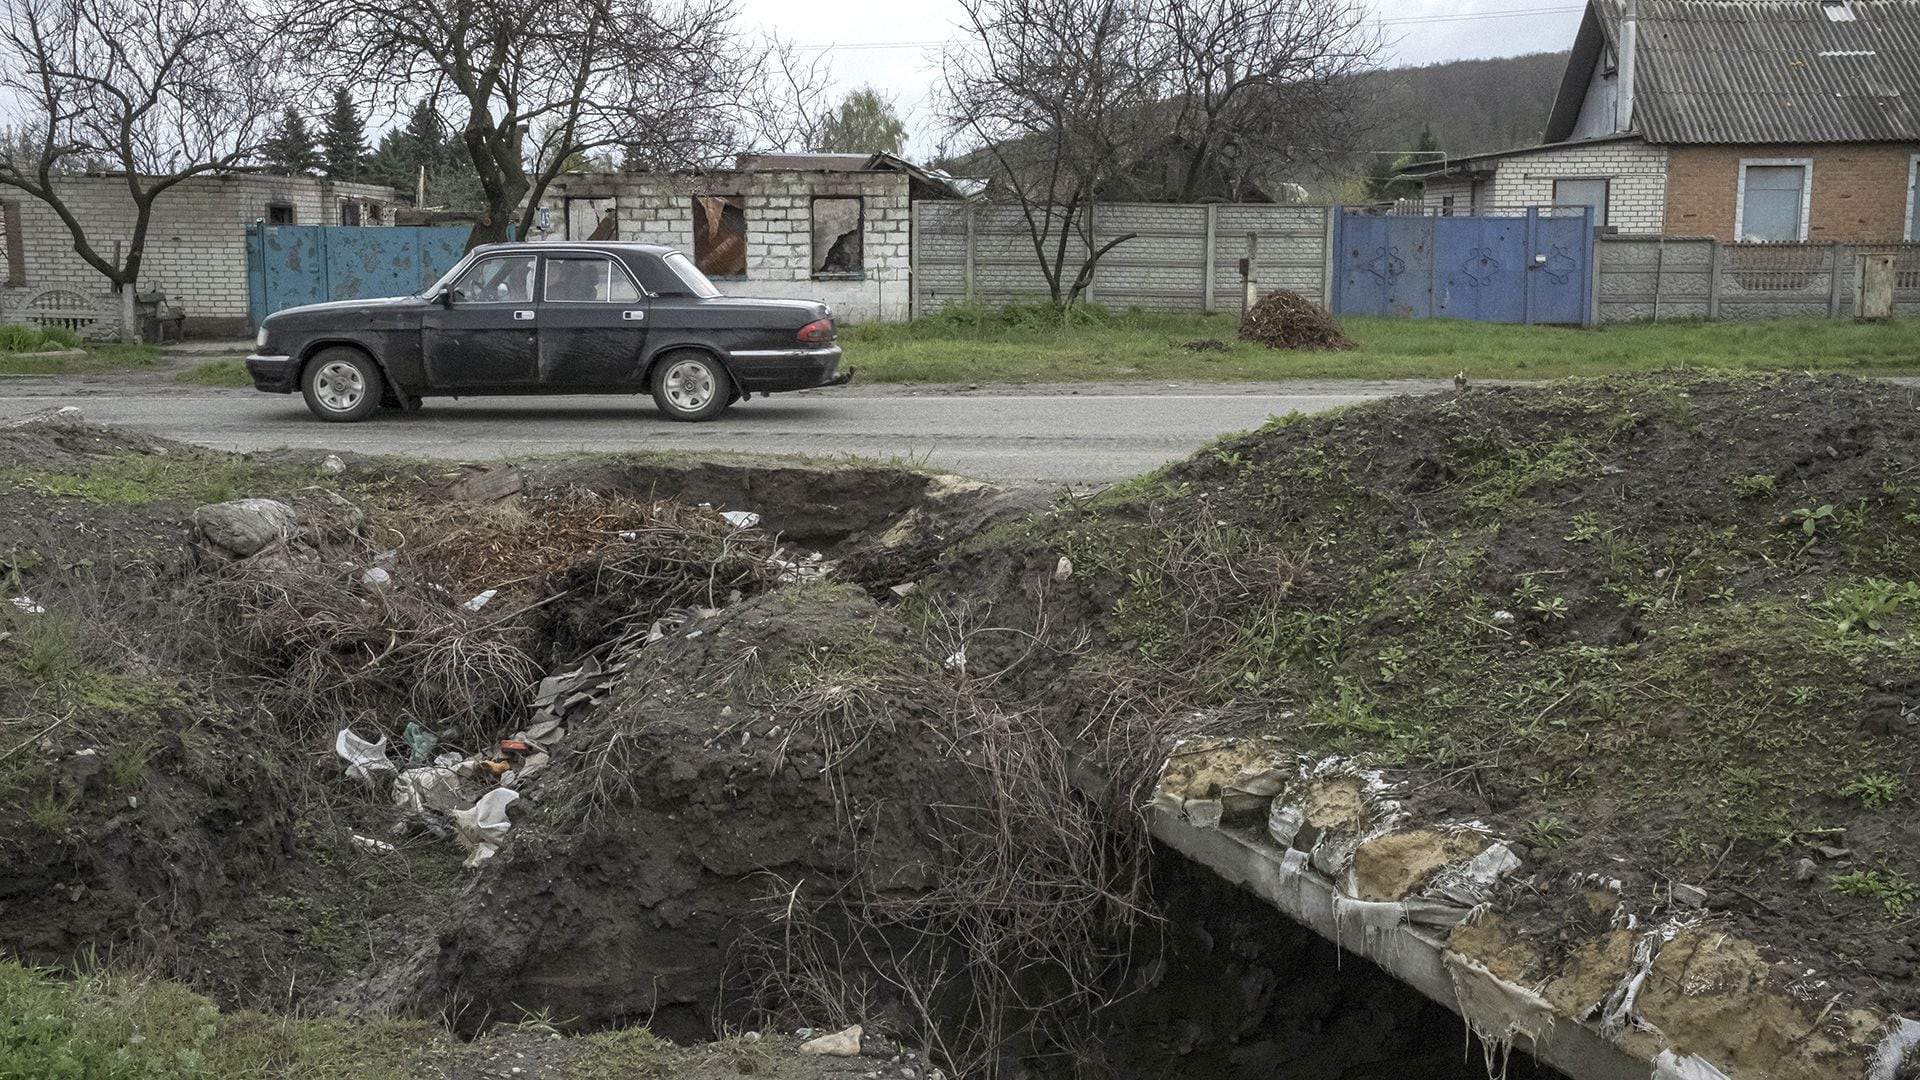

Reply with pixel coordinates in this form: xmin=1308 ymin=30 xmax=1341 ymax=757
xmin=1436 ymin=215 xmax=1526 ymax=322
xmin=1527 ymin=209 xmax=1594 ymax=325
xmin=1335 ymin=213 xmax=1436 ymax=319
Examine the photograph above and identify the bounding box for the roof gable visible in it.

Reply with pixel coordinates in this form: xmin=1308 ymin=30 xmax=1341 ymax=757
xmin=1544 ymin=0 xmax=1920 ymax=144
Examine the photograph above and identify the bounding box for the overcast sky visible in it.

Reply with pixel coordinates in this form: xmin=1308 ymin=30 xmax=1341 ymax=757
xmin=737 ymin=0 xmax=1587 ymax=156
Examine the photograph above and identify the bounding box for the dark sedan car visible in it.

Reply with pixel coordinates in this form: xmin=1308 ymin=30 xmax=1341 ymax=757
xmin=246 ymin=241 xmax=851 ymax=422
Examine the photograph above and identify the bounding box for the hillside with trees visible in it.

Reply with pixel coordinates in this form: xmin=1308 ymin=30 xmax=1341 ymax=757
xmin=1354 ymin=51 xmax=1569 ymax=159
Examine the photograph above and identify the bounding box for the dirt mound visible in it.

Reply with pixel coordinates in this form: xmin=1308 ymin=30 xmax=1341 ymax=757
xmin=936 ymin=371 xmax=1920 ymax=1021
xmin=1236 ymin=289 xmax=1354 ymax=351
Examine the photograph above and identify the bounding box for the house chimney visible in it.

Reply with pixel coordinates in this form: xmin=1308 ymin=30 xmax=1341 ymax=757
xmin=1616 ymin=0 xmax=1639 ymax=132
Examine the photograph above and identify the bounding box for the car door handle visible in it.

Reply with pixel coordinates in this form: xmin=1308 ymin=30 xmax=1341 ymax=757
xmin=622 ymin=310 xmax=645 ymax=321
xmin=513 ymin=310 xmax=535 ymax=321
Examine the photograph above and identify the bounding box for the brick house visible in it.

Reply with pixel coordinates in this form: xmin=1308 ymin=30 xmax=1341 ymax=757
xmin=0 ymin=172 xmax=398 ymax=336
xmin=537 ymin=153 xmax=981 ymax=323
xmin=1401 ymin=0 xmax=1920 ymax=242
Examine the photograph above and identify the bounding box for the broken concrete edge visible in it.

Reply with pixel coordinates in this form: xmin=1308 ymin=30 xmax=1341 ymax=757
xmin=1135 ymin=757 xmax=1920 ymax=1080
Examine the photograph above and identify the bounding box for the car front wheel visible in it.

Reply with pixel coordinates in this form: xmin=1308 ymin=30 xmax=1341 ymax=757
xmin=651 ymin=351 xmax=731 ymax=422
xmin=302 ymin=348 xmax=385 ymax=423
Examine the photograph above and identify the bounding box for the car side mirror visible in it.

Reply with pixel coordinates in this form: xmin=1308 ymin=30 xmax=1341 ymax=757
xmin=437 ymin=289 xmax=454 ymax=308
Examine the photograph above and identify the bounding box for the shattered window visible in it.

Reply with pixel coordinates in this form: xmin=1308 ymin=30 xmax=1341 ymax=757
xmin=265 ymin=202 xmax=295 ymax=225
xmin=811 ymin=196 xmax=863 ymax=277
xmin=339 ymin=199 xmax=361 ymax=227
xmin=691 ymin=195 xmax=746 ymax=278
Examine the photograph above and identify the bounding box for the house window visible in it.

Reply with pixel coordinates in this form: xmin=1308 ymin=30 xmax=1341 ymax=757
xmin=339 ymin=200 xmax=361 ymax=227
xmin=566 ymin=197 xmax=617 ymax=241
xmin=1439 ymin=195 xmax=1456 ymax=217
xmin=543 ymin=255 xmax=642 ymax=303
xmin=1736 ymin=160 xmax=1812 ymax=242
xmin=1906 ymin=154 xmax=1918 ymax=241
xmin=810 ymin=196 xmax=863 ymax=277
xmin=691 ymin=195 xmax=746 ymax=278
xmin=1 ymin=199 xmax=23 ymax=287
xmin=1552 ymin=178 xmax=1609 ymax=227
xmin=265 ymin=202 xmax=296 ymax=225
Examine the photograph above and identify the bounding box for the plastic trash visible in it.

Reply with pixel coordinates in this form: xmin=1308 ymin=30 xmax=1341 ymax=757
xmin=334 ymin=728 xmax=395 ymax=785
xmin=402 ymin=721 xmax=439 ymax=763
xmin=356 ymin=566 xmax=392 ymax=589
xmin=8 ymin=596 xmax=44 ymax=614
xmin=453 ymin=788 xmax=520 ymax=868
xmin=720 ymin=510 xmax=761 ymax=529
xmin=462 ymin=588 xmax=498 ymax=613
xmin=350 ymin=834 xmax=395 ymax=854
xmin=322 ymin=454 xmax=347 ymax=475
xmin=392 ymin=765 xmax=464 ymax=813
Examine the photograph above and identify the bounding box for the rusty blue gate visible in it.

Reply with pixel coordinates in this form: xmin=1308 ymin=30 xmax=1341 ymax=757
xmin=1332 ymin=207 xmax=1594 ymax=325
xmin=246 ymin=224 xmax=471 ymax=329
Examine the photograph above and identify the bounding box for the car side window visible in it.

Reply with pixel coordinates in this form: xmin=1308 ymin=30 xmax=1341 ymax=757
xmin=452 ymin=255 xmax=536 ymax=304
xmin=545 ymin=255 xmax=644 ymax=303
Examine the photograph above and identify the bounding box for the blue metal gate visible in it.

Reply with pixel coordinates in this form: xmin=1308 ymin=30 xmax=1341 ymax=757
xmin=246 ymin=224 xmax=471 ymax=329
xmin=1332 ymin=208 xmax=1594 ymax=325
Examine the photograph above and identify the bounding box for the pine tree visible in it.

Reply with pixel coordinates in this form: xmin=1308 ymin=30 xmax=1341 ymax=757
xmin=365 ymin=97 xmax=483 ymax=210
xmin=322 ymin=89 xmax=368 ymax=181
xmin=261 ymin=108 xmax=320 ymax=175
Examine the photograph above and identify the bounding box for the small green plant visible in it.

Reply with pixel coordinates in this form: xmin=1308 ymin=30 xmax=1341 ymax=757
xmin=1830 ymin=869 xmax=1920 ymax=916
xmin=1212 ymin=448 xmax=1247 ymax=470
xmin=1788 ymin=685 xmax=1818 ymax=706
xmin=1731 ymin=474 xmax=1777 ymax=499
xmin=105 ymin=736 xmax=158 ymax=791
xmin=1563 ymin=512 xmax=1604 ymax=542
xmin=1840 ymin=773 xmax=1903 ymax=809
xmin=1530 ymin=595 xmax=1570 ymax=621
xmin=1375 ymin=644 xmax=1409 ymax=683
xmin=1523 ymin=815 xmax=1569 ymax=850
xmin=1823 ymin=578 xmax=1920 ymax=634
xmin=1790 ymin=504 xmax=1835 ymax=536
xmin=26 ymin=790 xmax=74 ymax=833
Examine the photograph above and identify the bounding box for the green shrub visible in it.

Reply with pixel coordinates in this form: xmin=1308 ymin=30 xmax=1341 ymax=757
xmin=0 ymin=324 xmax=81 ymax=353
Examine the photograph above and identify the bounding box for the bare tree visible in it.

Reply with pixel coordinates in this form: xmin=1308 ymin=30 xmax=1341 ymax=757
xmin=0 ymin=0 xmax=285 ymax=340
xmin=939 ymin=0 xmax=1168 ymax=306
xmin=1146 ymin=0 xmax=1383 ymax=202
xmin=288 ymin=0 xmax=763 ymax=250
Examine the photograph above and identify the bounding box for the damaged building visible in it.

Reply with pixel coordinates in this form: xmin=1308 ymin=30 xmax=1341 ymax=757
xmin=537 ymin=153 xmax=982 ymax=323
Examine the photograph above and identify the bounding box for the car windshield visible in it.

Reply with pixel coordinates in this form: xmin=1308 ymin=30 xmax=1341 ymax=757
xmin=663 ymin=251 xmax=721 ymax=298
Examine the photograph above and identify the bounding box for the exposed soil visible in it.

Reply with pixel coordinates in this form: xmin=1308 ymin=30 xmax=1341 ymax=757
xmin=5 ymin=373 xmax=1920 ymax=1078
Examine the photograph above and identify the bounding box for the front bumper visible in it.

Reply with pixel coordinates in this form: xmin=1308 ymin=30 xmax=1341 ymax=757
xmin=725 ymin=345 xmax=848 ymax=393
xmin=246 ymin=353 xmax=299 ymax=393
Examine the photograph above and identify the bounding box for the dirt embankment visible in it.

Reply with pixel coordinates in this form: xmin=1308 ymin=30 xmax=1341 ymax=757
xmin=5 ymin=373 xmax=1920 ymax=1079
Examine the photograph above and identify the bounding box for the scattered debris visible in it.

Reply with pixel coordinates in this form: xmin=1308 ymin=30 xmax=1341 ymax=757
xmin=192 ymin=498 xmax=300 ymax=560
xmin=334 ymin=728 xmax=395 ymax=786
xmin=462 ymin=588 xmax=498 ymax=613
xmin=453 ymin=788 xmax=520 ymax=869
xmin=1237 ymin=289 xmax=1354 ymax=351
xmin=401 ymin=722 xmax=439 ymax=763
xmin=720 ymin=510 xmax=761 ymax=529
xmin=5 ymin=405 xmax=83 ymax=427
xmin=8 ymin=596 xmax=44 ymax=614
xmin=350 ymin=835 xmax=395 ymax=855
xmin=798 ymin=1024 xmax=863 ymax=1057
xmin=322 ymin=454 xmax=347 ymax=475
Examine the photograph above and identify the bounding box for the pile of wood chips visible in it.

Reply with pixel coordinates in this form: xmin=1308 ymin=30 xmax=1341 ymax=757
xmin=1237 ymin=289 xmax=1356 ymax=351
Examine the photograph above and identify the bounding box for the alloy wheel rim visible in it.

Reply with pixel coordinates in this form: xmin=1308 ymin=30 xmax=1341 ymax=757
xmin=315 ymin=361 xmax=366 ymax=412
xmin=664 ymin=361 xmax=714 ymax=412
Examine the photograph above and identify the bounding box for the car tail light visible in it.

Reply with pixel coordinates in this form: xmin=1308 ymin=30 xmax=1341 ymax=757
xmin=797 ymin=318 xmax=835 ymax=344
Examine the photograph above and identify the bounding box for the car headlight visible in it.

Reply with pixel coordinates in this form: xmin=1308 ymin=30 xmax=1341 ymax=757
xmin=256 ymin=326 xmax=269 ymax=349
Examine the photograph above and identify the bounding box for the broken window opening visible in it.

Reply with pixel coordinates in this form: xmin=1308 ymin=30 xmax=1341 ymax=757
xmin=338 ymin=199 xmax=362 ymax=227
xmin=265 ymin=202 xmax=296 ymax=226
xmin=691 ymin=195 xmax=746 ymax=278
xmin=567 ymin=197 xmax=618 ymax=241
xmin=811 ymin=196 xmax=863 ymax=278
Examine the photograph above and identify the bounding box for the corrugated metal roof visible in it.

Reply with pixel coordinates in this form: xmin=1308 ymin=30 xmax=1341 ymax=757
xmin=1589 ymin=0 xmax=1920 ymax=143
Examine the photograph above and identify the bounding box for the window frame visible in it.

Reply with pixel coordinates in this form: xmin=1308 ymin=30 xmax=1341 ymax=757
xmin=265 ymin=201 xmax=296 ymax=226
xmin=540 ymin=253 xmax=645 ymax=304
xmin=690 ymin=194 xmax=747 ymax=280
xmin=1906 ymin=154 xmax=1918 ymax=242
xmin=1550 ymin=177 xmax=1610 ymax=227
xmin=1439 ymin=194 xmax=1456 ymax=217
xmin=338 ymin=199 xmax=361 ymax=227
xmin=1734 ymin=158 xmax=1813 ymax=243
xmin=449 ymin=254 xmax=538 ymax=305
xmin=808 ymin=194 xmax=866 ymax=280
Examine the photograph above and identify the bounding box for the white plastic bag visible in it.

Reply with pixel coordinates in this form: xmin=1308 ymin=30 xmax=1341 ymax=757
xmin=334 ymin=728 xmax=395 ymax=785
xmin=453 ymin=788 xmax=520 ymax=868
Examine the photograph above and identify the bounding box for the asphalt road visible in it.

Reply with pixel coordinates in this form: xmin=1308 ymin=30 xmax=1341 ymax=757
xmin=0 ymin=381 xmax=1429 ymax=484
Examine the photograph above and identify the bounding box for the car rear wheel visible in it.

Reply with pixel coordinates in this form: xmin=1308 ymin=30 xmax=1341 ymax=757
xmin=651 ymin=351 xmax=731 ymax=422
xmin=302 ymin=348 xmax=384 ymax=423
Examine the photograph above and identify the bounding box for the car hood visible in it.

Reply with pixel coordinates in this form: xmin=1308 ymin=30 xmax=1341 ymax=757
xmin=267 ymin=295 xmax=429 ymax=322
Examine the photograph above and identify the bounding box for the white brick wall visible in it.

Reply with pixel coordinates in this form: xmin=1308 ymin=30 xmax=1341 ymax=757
xmin=0 ymin=173 xmax=399 ymax=334
xmin=538 ymin=169 xmax=915 ymax=323
xmin=1420 ymin=138 xmax=1670 ymax=233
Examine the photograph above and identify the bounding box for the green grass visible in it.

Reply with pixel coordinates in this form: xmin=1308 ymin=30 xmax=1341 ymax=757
xmin=0 ymin=450 xmax=325 ymax=507
xmin=176 ymin=358 xmax=252 ymax=387
xmin=0 ymin=340 xmax=166 ymax=376
xmin=841 ymin=305 xmax=1920 ymax=383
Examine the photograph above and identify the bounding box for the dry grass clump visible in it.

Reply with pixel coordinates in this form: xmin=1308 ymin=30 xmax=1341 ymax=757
xmin=1238 ymin=288 xmax=1354 ymax=351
